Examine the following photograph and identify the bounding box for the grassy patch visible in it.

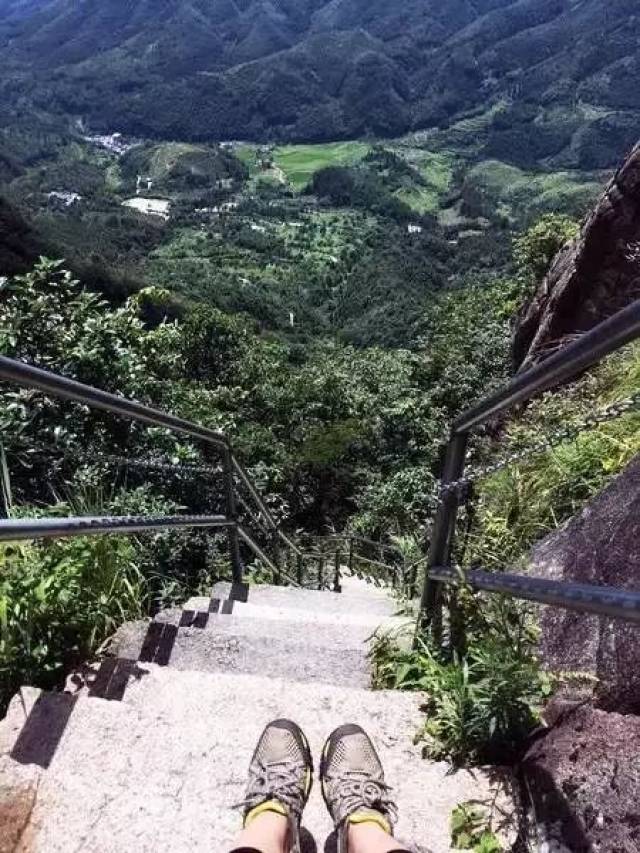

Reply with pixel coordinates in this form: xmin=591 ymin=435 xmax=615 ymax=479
xmin=388 ymin=147 xmax=455 ymax=213
xmin=370 ymin=614 xmax=552 ymax=764
xmin=465 ymin=343 xmax=640 ymax=571
xmin=464 ymin=159 xmax=602 ymax=223
xmin=273 ymin=141 xmax=370 ymax=190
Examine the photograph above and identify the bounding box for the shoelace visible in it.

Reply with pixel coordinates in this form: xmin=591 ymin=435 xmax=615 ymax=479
xmin=330 ymin=770 xmax=398 ymax=826
xmin=238 ymin=758 xmax=306 ymax=820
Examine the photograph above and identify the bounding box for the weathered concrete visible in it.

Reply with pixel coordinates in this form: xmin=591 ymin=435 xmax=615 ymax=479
xmin=528 ymin=454 xmax=640 ymax=710
xmin=111 ymin=620 xmax=374 ymax=686
xmin=201 ymin=577 xmax=402 ymax=617
xmin=514 ymin=139 xmax=640 ymax=369
xmin=0 ymin=577 xmax=513 ymax=852
xmin=0 ymin=669 xmax=509 ymax=853
xmin=524 ymin=703 xmax=640 ymax=853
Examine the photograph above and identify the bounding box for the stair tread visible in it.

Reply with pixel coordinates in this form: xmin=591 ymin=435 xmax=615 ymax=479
xmin=0 ymin=668 xmax=504 ymax=853
xmin=154 ymin=608 xmax=406 ymax=648
xmin=181 ymin=597 xmax=410 ymax=630
xmin=201 ymin=579 xmax=400 ymax=617
xmin=110 ymin=619 xmax=371 ymax=686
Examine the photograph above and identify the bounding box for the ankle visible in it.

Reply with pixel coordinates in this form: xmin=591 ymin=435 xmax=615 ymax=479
xmin=348 ymin=820 xmax=407 ymax=853
xmin=237 ymin=810 xmax=289 ymax=853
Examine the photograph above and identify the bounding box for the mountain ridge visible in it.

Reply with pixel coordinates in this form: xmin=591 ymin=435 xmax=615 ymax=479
xmin=1 ymin=0 xmax=639 ymax=167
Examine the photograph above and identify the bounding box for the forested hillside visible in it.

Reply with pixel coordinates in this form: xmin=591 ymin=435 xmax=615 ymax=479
xmin=1 ymin=0 xmax=640 ymax=167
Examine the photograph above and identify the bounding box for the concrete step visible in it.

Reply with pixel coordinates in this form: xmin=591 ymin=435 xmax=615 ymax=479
xmin=0 ymin=668 xmax=512 ymax=853
xmin=157 ymin=607 xmax=401 ymax=651
xmin=110 ymin=619 xmax=372 ymax=687
xmin=180 ymin=596 xmax=410 ymax=631
xmin=198 ymin=580 xmax=401 ymax=618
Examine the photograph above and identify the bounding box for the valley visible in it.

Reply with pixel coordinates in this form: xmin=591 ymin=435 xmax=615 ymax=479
xmin=0 ymin=119 xmax=607 ymax=346
xmin=2 ymin=5 xmax=640 ymax=849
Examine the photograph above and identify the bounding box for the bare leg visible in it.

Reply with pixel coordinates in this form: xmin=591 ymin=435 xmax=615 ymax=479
xmin=232 ymin=810 xmax=288 ymax=853
xmin=348 ymin=821 xmax=410 ymax=852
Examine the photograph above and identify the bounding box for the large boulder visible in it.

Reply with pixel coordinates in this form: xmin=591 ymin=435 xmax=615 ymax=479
xmin=523 ymin=703 xmax=640 ymax=853
xmin=527 ymin=454 xmax=640 ymax=711
xmin=514 ymin=141 xmax=640 ymax=369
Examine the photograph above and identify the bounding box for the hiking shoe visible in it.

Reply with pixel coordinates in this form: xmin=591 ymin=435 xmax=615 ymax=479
xmin=321 ymin=724 xmax=398 ymax=852
xmin=240 ymin=719 xmax=313 ymax=853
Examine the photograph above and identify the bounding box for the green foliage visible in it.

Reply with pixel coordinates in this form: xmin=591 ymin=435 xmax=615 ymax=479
xmin=0 ymin=535 xmax=144 ymax=710
xmin=416 ymin=281 xmax=514 ymax=419
xmin=310 ymin=165 xmax=414 ymax=221
xmin=120 ymin=142 xmax=247 ymax=195
xmin=0 ymin=195 xmax=46 ymax=275
xmin=466 ymin=344 xmax=640 ymax=571
xmin=370 ymin=596 xmax=553 ymax=764
xmin=461 ymin=162 xmax=598 ymax=226
xmin=513 ymin=213 xmax=580 ymax=283
xmin=450 ymin=803 xmax=502 ymax=852
xmin=272 ymin=141 xmax=370 ymax=190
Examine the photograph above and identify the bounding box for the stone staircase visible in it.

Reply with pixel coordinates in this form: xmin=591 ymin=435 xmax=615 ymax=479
xmin=0 ymin=575 xmax=512 ymax=853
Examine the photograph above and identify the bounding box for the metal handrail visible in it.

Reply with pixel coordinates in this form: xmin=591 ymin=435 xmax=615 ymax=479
xmin=422 ymin=298 xmax=640 ymax=639
xmin=454 ymin=299 xmax=640 ymax=433
xmin=0 ymin=356 xmax=229 ymax=449
xmin=431 ymin=565 xmax=640 ymax=624
xmin=0 ymin=515 xmax=232 ymax=541
xmin=232 ymin=457 xmax=302 ymax=557
xmin=0 ymin=356 xmax=307 ymax=586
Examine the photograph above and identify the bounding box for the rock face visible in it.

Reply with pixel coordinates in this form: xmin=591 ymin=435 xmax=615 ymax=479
xmin=514 ymin=140 xmax=640 ymax=369
xmin=527 ymin=454 xmax=640 ymax=711
xmin=523 ymin=704 xmax=640 ymax=853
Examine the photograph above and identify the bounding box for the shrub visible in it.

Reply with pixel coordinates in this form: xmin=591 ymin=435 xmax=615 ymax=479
xmin=512 ymin=213 xmax=579 ymax=283
xmin=0 ymin=535 xmax=145 ymax=712
xmin=0 ymin=484 xmax=230 ymax=714
xmin=465 ymin=343 xmax=640 ymax=571
xmin=451 ymin=803 xmax=503 ymax=851
xmin=369 ymin=597 xmax=553 ymax=764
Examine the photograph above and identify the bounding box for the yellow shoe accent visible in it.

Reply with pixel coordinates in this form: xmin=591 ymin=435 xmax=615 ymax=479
xmin=244 ymin=799 xmax=287 ymax=828
xmin=347 ymin=810 xmax=392 ymax=836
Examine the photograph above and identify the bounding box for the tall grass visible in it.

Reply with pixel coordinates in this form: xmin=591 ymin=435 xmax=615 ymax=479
xmin=0 ymin=535 xmax=145 ymax=711
xmin=465 ymin=343 xmax=640 ymax=570
xmin=0 ymin=484 xmax=229 ymax=713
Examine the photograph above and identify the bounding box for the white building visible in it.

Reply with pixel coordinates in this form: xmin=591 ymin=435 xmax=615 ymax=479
xmin=122 ymin=197 xmax=171 ymax=220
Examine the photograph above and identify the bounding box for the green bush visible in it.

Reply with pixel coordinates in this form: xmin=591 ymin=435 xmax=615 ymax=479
xmin=369 ymin=598 xmax=553 ymax=764
xmin=512 ymin=213 xmax=579 ymax=283
xmin=465 ymin=344 xmax=640 ymax=571
xmin=0 ymin=483 xmax=229 ymax=714
xmin=451 ymin=803 xmax=502 ymax=852
xmin=0 ymin=535 xmax=144 ymax=711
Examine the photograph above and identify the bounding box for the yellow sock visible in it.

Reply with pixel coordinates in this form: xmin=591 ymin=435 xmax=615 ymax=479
xmin=347 ymin=810 xmax=392 ymax=836
xmin=244 ymin=799 xmax=287 ymax=828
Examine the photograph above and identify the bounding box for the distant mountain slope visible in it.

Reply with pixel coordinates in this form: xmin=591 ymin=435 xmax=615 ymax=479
xmin=1 ymin=0 xmax=639 ymax=167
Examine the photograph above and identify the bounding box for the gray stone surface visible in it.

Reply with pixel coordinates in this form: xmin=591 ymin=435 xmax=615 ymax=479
xmin=0 ymin=578 xmax=513 ymax=851
xmin=196 ymin=577 xmax=402 ymax=618
xmin=524 ymin=703 xmax=640 ymax=853
xmin=111 ymin=620 xmax=373 ymax=686
xmin=182 ymin=597 xmax=410 ymax=631
xmin=528 ymin=454 xmax=640 ymax=710
xmin=1 ymin=668 xmax=508 ymax=853
xmin=514 ymin=140 xmax=640 ymax=369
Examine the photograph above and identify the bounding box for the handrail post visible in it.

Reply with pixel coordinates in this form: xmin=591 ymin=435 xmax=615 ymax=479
xmin=272 ymin=530 xmax=282 ymax=586
xmin=333 ymin=548 xmax=342 ymax=593
xmin=419 ymin=431 xmax=468 ymax=647
xmin=318 ymin=556 xmax=325 ymax=590
xmin=409 ymin=559 xmax=418 ymax=600
xmin=222 ymin=448 xmax=243 ymax=585
xmin=348 ymin=536 xmax=354 ymax=575
xmin=297 ymin=553 xmax=304 ymax=586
